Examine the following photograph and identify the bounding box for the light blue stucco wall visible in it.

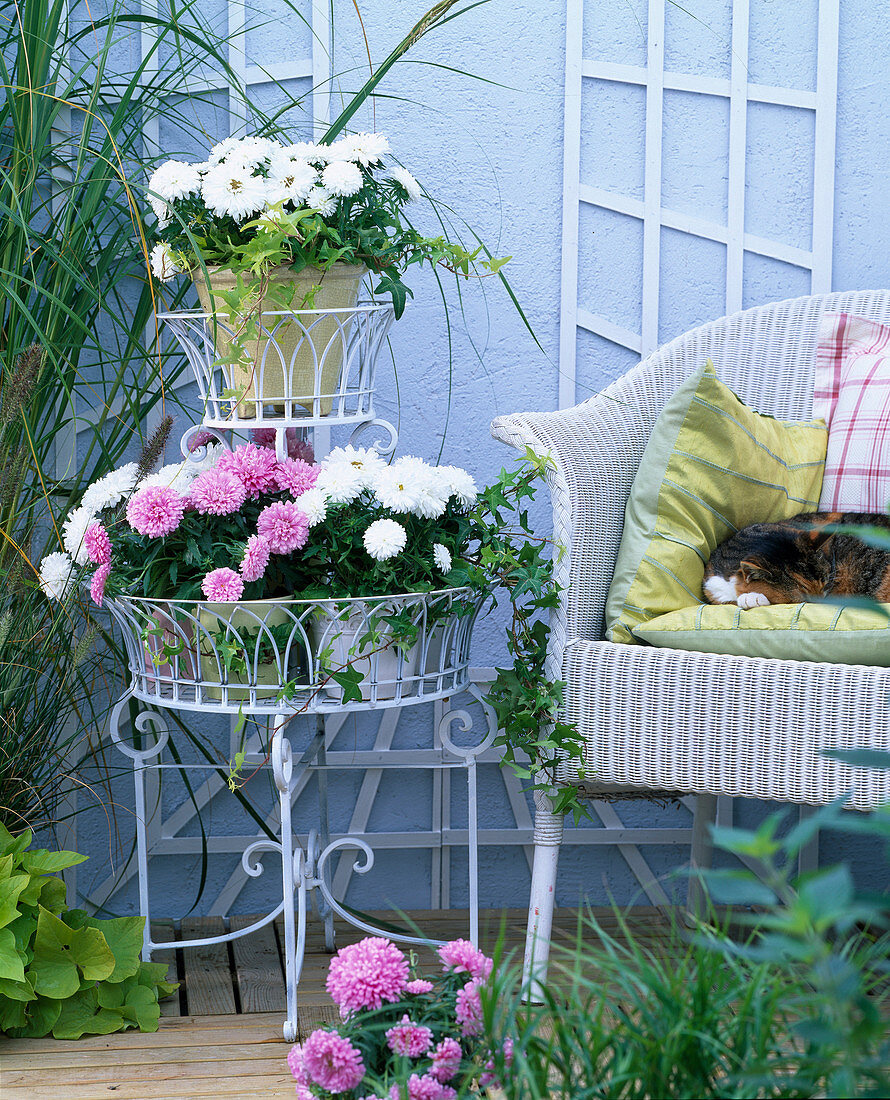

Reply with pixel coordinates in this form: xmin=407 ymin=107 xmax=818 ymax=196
xmin=72 ymin=0 xmax=890 ymax=919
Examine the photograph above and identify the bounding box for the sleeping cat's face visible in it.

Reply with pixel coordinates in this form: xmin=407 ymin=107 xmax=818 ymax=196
xmin=704 ymin=527 xmax=831 ymax=607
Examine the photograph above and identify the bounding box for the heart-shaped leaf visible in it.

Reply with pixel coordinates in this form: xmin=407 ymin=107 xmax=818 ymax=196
xmin=30 ymin=907 xmax=115 ymax=999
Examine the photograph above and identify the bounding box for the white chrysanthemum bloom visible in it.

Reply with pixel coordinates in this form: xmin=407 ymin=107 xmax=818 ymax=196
xmin=62 ymin=505 xmax=96 ymax=565
xmin=433 ymin=543 xmax=452 ymax=573
xmin=150 ymin=199 xmax=172 ymax=228
xmin=372 ymin=465 xmax=424 ymax=514
xmin=414 ymin=479 xmax=450 ymax=519
xmin=389 ymin=165 xmax=422 ymax=202
xmin=224 ymin=135 xmax=282 ymax=169
xmin=347 ymin=132 xmax=392 ymax=166
xmin=193 ymin=161 xmax=213 ymax=174
xmin=363 ymin=518 xmax=407 ymax=561
xmin=436 ymin=464 xmax=478 ymax=508
xmin=148 ymin=160 xmax=201 ymax=204
xmin=81 ymin=462 xmax=140 ymax=513
xmin=305 ymin=186 xmax=337 ymax=217
xmin=286 ymin=140 xmax=327 ymax=163
xmin=140 ymin=461 xmax=200 ymax=493
xmin=266 ymin=156 xmax=317 ymax=205
xmin=294 ymin=486 xmax=328 ymax=526
xmin=207 ymin=136 xmax=242 ymax=164
xmin=316 ymin=463 xmax=365 ymax=504
xmin=186 ymin=442 xmax=225 ymax=474
xmin=39 ymin=551 xmax=75 ymax=601
xmin=201 ymin=163 xmax=268 ymax=221
xmin=323 ymin=137 xmax=360 ymax=163
xmin=325 ymin=446 xmax=385 ymax=488
xmin=150 ymin=241 xmax=180 ymax=282
xmin=321 ymin=160 xmax=364 ymax=198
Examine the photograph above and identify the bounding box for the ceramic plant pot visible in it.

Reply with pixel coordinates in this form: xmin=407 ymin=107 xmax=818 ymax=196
xmin=193 ymin=263 xmax=367 ymax=416
xmin=197 ymin=600 xmax=307 ymax=702
xmin=312 ymin=602 xmax=422 ymax=703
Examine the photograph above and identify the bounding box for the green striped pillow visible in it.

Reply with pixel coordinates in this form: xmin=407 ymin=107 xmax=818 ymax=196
xmin=634 ymin=603 xmax=890 ymax=665
xmin=605 ymin=360 xmax=828 ymax=644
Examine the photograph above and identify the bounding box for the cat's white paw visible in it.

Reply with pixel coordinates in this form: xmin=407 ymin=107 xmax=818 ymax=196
xmin=737 ymin=591 xmax=769 ymax=609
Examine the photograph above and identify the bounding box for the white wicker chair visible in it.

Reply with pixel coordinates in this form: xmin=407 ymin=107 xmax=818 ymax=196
xmin=491 ymin=290 xmax=890 ymax=989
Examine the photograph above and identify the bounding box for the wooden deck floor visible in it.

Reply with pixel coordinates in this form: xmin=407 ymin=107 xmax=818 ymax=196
xmin=1 ymin=907 xmax=668 ymax=1100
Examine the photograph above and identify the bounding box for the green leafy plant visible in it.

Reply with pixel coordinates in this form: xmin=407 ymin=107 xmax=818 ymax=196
xmin=0 ymin=823 xmax=176 ymax=1038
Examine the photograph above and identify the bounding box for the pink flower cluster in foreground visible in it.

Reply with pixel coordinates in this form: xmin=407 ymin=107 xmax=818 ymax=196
xmin=386 ymin=1015 xmax=433 ymax=1058
xmin=326 ymin=937 xmax=410 ymax=1015
xmin=437 ymin=939 xmax=493 ymax=982
xmin=126 ymin=485 xmax=185 ymax=538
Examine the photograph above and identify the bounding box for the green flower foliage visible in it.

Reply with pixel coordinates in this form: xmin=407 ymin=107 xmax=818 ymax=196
xmin=0 ymin=823 xmax=177 ymax=1039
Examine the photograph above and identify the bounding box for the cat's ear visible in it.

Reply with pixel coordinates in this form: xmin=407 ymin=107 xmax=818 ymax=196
xmin=740 ymin=557 xmax=771 ymax=582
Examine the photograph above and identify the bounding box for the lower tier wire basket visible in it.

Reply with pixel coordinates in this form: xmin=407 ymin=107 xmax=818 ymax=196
xmin=107 ymin=588 xmax=484 ymax=714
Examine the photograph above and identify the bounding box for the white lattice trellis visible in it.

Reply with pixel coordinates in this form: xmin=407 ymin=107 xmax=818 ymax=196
xmin=559 ymin=0 xmax=840 ymax=405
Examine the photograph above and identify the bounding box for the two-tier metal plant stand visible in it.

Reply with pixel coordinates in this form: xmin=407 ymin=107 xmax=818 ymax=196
xmin=109 ymin=304 xmax=494 ymax=1040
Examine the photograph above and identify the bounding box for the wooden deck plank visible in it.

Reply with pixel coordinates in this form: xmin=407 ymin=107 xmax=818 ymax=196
xmin=230 ymin=914 xmax=287 ymax=1013
xmin=2 ymin=1074 xmax=297 ymax=1100
xmin=179 ymin=916 xmax=236 ymax=1016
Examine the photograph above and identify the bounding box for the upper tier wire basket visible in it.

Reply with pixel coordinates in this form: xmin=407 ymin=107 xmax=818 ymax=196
xmin=107 ymin=588 xmax=484 ymax=715
xmin=159 ymin=303 xmax=395 ymax=429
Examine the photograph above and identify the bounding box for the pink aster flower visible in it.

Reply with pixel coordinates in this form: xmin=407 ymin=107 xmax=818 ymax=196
xmin=217 ymin=443 xmax=279 ymax=498
xmin=90 ymin=561 xmax=112 ymax=606
xmin=390 ymin=1075 xmax=456 ymax=1100
xmin=437 ymin=940 xmax=493 ymax=982
xmin=405 ymin=979 xmax=434 ymax=995
xmin=257 ymin=500 xmax=309 ymax=554
xmin=126 ymin=485 xmax=185 ymax=537
xmin=429 ymin=1037 xmax=462 ymax=1083
xmin=294 ymin=1087 xmax=314 ymax=1100
xmin=240 ymin=534 xmax=271 ymax=583
xmin=288 ymin=1044 xmax=310 ymax=1086
xmin=326 ymin=937 xmax=409 ymax=1015
xmin=386 ymin=1015 xmax=433 ymax=1058
xmin=455 ymin=981 xmax=482 ymax=1037
xmin=274 ymin=457 xmax=319 ymax=497
xmin=84 ymin=522 xmax=111 ymax=565
xmin=302 ymin=1029 xmax=364 ymax=1093
xmin=479 ymin=1038 xmax=514 ymax=1090
xmin=251 ymin=427 xmax=314 ymax=464
xmin=188 ymin=468 xmax=248 ymax=516
xmin=201 ymin=567 xmax=244 ymax=602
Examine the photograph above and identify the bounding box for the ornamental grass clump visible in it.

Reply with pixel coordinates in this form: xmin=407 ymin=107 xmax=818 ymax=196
xmin=289 ymin=935 xmax=507 ymax=1098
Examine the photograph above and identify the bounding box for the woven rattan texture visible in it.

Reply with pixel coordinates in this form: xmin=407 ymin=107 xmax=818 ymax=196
xmin=491 ymin=290 xmax=890 ymax=809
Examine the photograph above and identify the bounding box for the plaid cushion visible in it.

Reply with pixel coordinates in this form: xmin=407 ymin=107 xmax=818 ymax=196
xmin=814 ymin=311 xmax=890 ymax=511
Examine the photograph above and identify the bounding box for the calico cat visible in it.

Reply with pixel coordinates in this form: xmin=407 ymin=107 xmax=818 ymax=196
xmin=703 ymin=512 xmax=890 ymax=608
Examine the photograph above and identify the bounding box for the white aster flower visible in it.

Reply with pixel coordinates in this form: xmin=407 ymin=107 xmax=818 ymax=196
xmin=372 ymin=465 xmax=424 ymax=514
xmin=321 ymin=160 xmax=364 ymax=198
xmin=81 ymin=462 xmax=140 ymax=513
xmin=151 ymin=200 xmax=172 ymax=228
xmin=292 ymin=140 xmax=334 ymax=163
xmin=140 ymin=460 xmax=200 ymax=493
xmin=433 ymin=543 xmax=452 ymax=573
xmin=224 ymin=135 xmax=282 ymax=169
xmin=294 ymin=486 xmax=328 ymax=526
xmin=305 ymin=186 xmax=337 ymax=217
xmin=363 ymin=518 xmax=407 ymax=561
xmin=414 ymin=480 xmax=450 ymax=519
xmin=62 ymin=505 xmax=97 ymax=565
xmin=388 ymin=459 xmax=449 ymax=519
xmin=207 ymin=136 xmax=242 ymax=164
xmin=38 ymin=551 xmax=75 ymax=601
xmin=436 ymin=464 xmax=477 ymax=508
xmin=201 ymin=163 xmax=268 ymax=220
xmin=266 ymin=156 xmax=317 ymax=205
xmin=148 ymin=159 xmax=201 ymax=204
xmin=316 ymin=463 xmax=365 ymax=504
xmin=389 ymin=165 xmax=422 ymax=202
xmin=324 ymin=446 xmax=385 ymax=488
xmin=150 ymin=241 xmax=180 ymax=282
xmin=347 ymin=132 xmax=391 ymax=166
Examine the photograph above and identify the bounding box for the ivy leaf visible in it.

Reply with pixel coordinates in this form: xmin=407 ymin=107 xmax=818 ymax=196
xmin=330 ymin=665 xmax=365 ymax=704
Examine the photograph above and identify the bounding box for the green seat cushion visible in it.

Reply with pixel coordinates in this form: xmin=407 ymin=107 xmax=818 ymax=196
xmin=605 ymin=360 xmax=828 ymax=644
xmin=634 ymin=603 xmax=890 ymax=665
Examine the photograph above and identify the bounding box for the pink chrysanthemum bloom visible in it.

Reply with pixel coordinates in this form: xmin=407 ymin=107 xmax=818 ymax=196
xmin=84 ymin=522 xmax=111 ymax=565
xmin=250 ymin=427 xmax=315 ymax=464
xmin=437 ymin=940 xmax=493 ymax=982
xmin=429 ymin=1037 xmax=462 ymax=1083
xmin=294 ymin=1087 xmax=314 ymax=1100
xmin=287 ymin=1044 xmax=310 ymax=1086
xmin=188 ymin=468 xmax=248 ymax=516
xmin=302 ymin=1029 xmax=364 ymax=1093
xmin=187 ymin=428 xmax=220 ymax=452
xmin=390 ymin=1074 xmax=457 ymax=1100
xmin=274 ymin=457 xmax=319 ymax=497
xmin=201 ymin=567 xmax=244 ymax=602
xmin=454 ymin=981 xmax=482 ymax=1037
xmin=217 ymin=443 xmax=279 ymax=498
xmin=386 ymin=1014 xmax=433 ymax=1058
xmin=240 ymin=534 xmax=271 ymax=583
xmin=256 ymin=500 xmax=309 ymax=554
xmin=479 ymin=1037 xmax=514 ymax=1090
xmin=126 ymin=485 xmax=185 ymax=537
xmin=90 ymin=561 xmax=112 ymax=606
xmin=325 ymin=937 xmax=409 ymax=1015
xmin=405 ymin=979 xmax=433 ymax=995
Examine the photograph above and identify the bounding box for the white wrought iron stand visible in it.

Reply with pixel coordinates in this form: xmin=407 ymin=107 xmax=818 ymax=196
xmin=108 ymin=303 xmax=495 ymax=1040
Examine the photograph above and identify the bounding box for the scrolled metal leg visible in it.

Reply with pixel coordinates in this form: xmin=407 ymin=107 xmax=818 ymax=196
xmin=314 ymin=715 xmax=337 ymax=953
xmin=272 ymin=713 xmax=302 ymax=1041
